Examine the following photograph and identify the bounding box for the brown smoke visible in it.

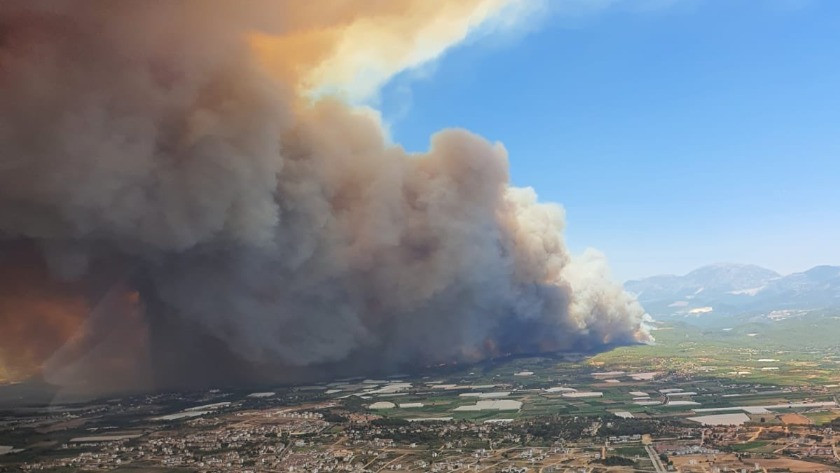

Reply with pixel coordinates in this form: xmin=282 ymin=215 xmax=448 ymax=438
xmin=0 ymin=242 xmax=88 ymax=381
xmin=0 ymin=1 xmax=649 ymax=395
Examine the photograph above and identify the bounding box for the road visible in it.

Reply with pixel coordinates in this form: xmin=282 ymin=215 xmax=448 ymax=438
xmin=747 ymin=426 xmax=764 ymax=442
xmin=375 ymin=453 xmax=408 ymax=472
xmin=645 ymin=445 xmax=666 ymax=473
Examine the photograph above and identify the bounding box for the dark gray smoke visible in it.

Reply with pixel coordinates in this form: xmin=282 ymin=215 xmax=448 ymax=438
xmin=0 ymin=1 xmax=649 ymax=395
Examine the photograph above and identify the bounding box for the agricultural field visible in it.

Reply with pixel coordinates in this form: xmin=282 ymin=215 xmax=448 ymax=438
xmin=2 ymin=319 xmax=839 ymax=472
xmin=590 ymin=316 xmax=840 ymax=387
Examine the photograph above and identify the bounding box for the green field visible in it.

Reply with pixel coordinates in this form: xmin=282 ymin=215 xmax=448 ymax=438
xmin=589 ymin=317 xmax=840 ymax=387
xmin=730 ymin=440 xmax=771 ymax=452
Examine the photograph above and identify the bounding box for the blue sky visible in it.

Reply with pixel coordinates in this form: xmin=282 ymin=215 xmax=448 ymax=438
xmin=376 ymin=0 xmax=840 ymax=282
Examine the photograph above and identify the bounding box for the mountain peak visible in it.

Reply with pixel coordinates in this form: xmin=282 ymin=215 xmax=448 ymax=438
xmin=687 ymin=262 xmax=779 ymax=275
xmin=625 ymin=263 xmax=840 ymax=321
xmin=802 ymin=265 xmax=840 ymax=279
xmin=684 ymin=263 xmax=780 ymax=289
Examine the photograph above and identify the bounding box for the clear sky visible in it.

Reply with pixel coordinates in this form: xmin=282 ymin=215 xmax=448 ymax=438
xmin=376 ymin=0 xmax=840 ymax=282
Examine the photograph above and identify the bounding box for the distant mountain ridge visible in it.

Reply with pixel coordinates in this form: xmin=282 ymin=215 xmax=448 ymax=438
xmin=625 ymin=263 xmax=840 ymax=321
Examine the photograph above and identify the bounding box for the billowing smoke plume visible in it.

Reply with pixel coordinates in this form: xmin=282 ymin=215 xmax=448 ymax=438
xmin=0 ymin=1 xmax=649 ymax=395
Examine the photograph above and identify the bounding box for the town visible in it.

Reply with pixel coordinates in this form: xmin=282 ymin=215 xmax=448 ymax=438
xmin=2 ymin=329 xmax=839 ymax=472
